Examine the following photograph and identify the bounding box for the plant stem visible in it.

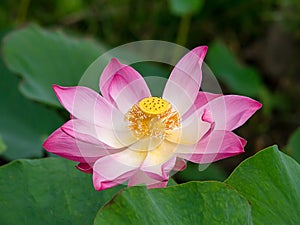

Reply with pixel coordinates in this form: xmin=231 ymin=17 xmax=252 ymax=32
xmin=175 ymin=14 xmax=191 ymax=46
xmin=16 ymin=0 xmax=31 ymax=24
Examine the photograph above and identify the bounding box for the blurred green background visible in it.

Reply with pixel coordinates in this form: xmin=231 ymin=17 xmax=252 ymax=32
xmin=0 ymin=0 xmax=299 ymax=182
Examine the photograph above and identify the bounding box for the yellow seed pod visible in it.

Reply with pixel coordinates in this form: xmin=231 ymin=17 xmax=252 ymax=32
xmin=138 ymin=97 xmax=170 ymax=115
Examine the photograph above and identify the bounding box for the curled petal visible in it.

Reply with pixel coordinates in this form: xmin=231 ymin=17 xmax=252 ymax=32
xmin=176 ymin=130 xmax=246 ymax=164
xmin=93 ymin=175 xmax=127 ymax=191
xmin=199 ymin=94 xmax=262 ymax=131
xmin=53 ymin=85 xmax=113 ymax=128
xmin=173 ymin=158 xmax=187 ymax=171
xmin=93 ymin=149 xmax=147 ymax=190
xmin=163 ymin=46 xmax=208 ymax=116
xmin=99 ymin=58 xmax=151 ymax=113
xmin=43 ymin=128 xmax=117 ymax=163
xmin=76 ymin=163 xmax=93 ymax=174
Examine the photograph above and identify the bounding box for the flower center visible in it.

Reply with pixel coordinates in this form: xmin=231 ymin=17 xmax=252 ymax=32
xmin=138 ymin=97 xmax=170 ymax=115
xmin=126 ymin=97 xmax=180 ymax=139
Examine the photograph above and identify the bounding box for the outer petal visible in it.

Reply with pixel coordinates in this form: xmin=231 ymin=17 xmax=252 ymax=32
xmin=53 ymin=85 xmax=113 ymax=128
xmin=146 ymin=180 xmax=168 ymax=188
xmin=61 ymin=119 xmax=137 ymax=149
xmin=140 ymin=141 xmax=178 ymax=180
xmin=99 ymin=58 xmax=151 ymax=114
xmin=43 ymin=128 xmax=116 ymax=163
xmin=166 ymin=110 xmax=211 ymax=145
xmin=76 ymin=163 xmax=93 ymax=174
xmin=173 ymin=158 xmax=187 ymax=171
xmin=199 ymin=95 xmax=262 ymax=131
xmin=176 ymin=130 xmax=246 ymax=164
xmin=163 ymin=46 xmax=208 ymax=116
xmin=128 ymin=171 xmax=168 ymax=188
xmin=93 ymin=149 xmax=146 ymax=190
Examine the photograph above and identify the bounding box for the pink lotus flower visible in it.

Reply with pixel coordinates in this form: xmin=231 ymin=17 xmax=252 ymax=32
xmin=43 ymin=46 xmax=262 ymax=190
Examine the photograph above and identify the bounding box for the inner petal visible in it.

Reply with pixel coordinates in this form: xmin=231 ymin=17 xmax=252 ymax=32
xmin=129 ymin=137 xmax=163 ymax=152
xmin=166 ymin=110 xmax=211 ymax=145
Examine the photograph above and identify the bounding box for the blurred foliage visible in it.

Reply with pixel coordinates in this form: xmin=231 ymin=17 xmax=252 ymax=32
xmin=279 ymin=0 xmax=300 ymax=35
xmin=0 ymin=0 xmax=282 ymax=45
xmin=286 ymin=127 xmax=300 ymax=163
xmin=3 ymin=24 xmax=104 ymax=106
xmin=207 ymin=41 xmax=264 ymax=98
xmin=0 ymin=37 xmax=64 ymax=160
xmin=169 ymin=0 xmax=204 ymax=16
xmin=0 ymin=136 xmax=6 ymax=155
